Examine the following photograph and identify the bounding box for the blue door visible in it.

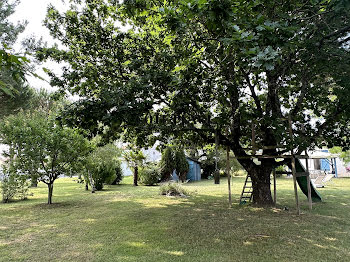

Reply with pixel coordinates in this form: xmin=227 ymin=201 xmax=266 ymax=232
xmin=186 ymin=161 xmax=195 ymax=181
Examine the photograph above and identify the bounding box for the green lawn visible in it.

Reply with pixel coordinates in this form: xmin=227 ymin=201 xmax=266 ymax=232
xmin=0 ymin=176 xmax=349 ymax=262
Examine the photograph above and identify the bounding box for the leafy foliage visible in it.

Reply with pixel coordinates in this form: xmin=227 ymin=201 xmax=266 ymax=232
xmin=41 ymin=0 xmax=350 ymax=205
xmin=330 ymin=147 xmax=350 ymax=164
xmin=0 ymin=0 xmax=31 ymax=96
xmin=174 ymin=149 xmax=189 ymax=182
xmin=123 ymin=148 xmax=146 ymax=186
xmin=138 ymin=164 xmax=161 ymax=186
xmin=0 ymin=110 xmax=91 ymax=204
xmin=190 ymin=145 xmax=242 ymax=179
xmin=0 ymin=167 xmax=30 ymax=203
xmin=159 ymin=182 xmax=189 ymax=197
xmin=84 ymin=144 xmax=123 ymax=190
xmin=160 ymin=147 xmax=175 ymax=181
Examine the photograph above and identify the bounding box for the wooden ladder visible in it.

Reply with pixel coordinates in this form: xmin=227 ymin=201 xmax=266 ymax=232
xmin=240 ymin=174 xmax=253 ymax=204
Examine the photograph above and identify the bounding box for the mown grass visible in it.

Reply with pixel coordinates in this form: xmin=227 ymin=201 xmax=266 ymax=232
xmin=0 ymin=176 xmax=349 ymax=262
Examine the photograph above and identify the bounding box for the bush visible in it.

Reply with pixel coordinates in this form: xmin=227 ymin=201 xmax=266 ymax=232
xmin=1 ymin=168 xmax=30 ymax=203
xmin=232 ymin=170 xmax=247 ymax=177
xmin=16 ymin=175 xmax=30 ymax=200
xmin=139 ymin=165 xmax=161 ymax=186
xmin=174 ymin=149 xmax=189 ymax=182
xmin=275 ymin=165 xmax=287 ymax=178
xmin=160 ymin=147 xmax=175 ymax=181
xmin=84 ymin=144 xmax=123 ymax=191
xmin=1 ymin=173 xmax=17 ymax=203
xmin=108 ymin=163 xmax=123 ymax=185
xmin=220 ymin=170 xmax=227 ymax=177
xmin=89 ymin=160 xmax=121 ymax=190
xmin=159 ymin=182 xmax=189 ymax=197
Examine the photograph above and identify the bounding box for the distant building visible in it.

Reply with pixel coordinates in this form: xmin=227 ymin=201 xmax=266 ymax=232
xmin=171 ymin=157 xmax=201 ymax=182
xmin=299 ymin=149 xmax=349 ymax=178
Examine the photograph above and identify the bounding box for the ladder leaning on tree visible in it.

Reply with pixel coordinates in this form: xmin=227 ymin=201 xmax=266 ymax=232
xmin=239 ymin=174 xmax=253 ymax=204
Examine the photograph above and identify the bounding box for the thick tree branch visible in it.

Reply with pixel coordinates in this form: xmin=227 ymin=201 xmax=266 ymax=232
xmin=291 ymin=77 xmax=308 ymax=116
xmin=320 ymin=25 xmax=350 ymax=46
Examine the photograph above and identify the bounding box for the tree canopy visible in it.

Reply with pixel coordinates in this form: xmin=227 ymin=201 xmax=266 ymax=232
xmin=41 ymin=0 xmax=350 ymax=205
xmin=0 ymin=110 xmax=91 ymax=204
xmin=0 ymin=0 xmax=31 ymax=96
xmin=0 ymin=0 xmax=41 ymax=114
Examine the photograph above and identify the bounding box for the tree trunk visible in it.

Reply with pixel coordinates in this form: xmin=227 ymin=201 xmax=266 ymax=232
xmin=47 ymin=183 xmax=53 ymax=204
xmin=133 ymin=165 xmax=138 ymax=186
xmin=88 ymin=170 xmax=96 ymax=193
xmin=249 ymin=167 xmax=273 ymax=206
xmin=214 ymin=170 xmax=220 ymax=184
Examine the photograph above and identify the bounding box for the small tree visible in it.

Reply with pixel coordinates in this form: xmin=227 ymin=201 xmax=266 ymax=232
xmin=84 ymin=144 xmax=123 ymax=191
xmin=175 ymin=149 xmax=189 ymax=182
xmin=160 ymin=147 xmax=175 ymax=181
xmin=0 ymin=167 xmax=30 ymax=203
xmin=123 ymin=148 xmax=145 ymax=186
xmin=0 ymin=110 xmax=90 ymax=204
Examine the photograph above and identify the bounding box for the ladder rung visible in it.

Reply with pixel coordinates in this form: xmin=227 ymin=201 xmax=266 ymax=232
xmin=240 ymin=175 xmax=254 ymax=204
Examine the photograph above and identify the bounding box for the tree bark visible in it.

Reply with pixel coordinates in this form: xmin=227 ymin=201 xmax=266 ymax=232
xmin=88 ymin=170 xmax=96 ymax=193
xmin=133 ymin=165 xmax=138 ymax=186
xmin=248 ymin=166 xmax=274 ymax=206
xmin=214 ymin=170 xmax=220 ymax=184
xmin=47 ymin=183 xmax=53 ymax=204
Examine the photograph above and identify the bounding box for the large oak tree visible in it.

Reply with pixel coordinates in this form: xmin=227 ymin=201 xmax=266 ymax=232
xmin=40 ymin=0 xmax=350 ymax=205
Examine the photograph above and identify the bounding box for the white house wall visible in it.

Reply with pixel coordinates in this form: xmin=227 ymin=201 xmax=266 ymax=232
xmin=299 ymin=150 xmax=350 ymax=177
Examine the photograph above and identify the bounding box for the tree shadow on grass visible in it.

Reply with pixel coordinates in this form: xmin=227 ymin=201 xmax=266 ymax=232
xmin=80 ymin=191 xmax=350 ymax=262
xmin=2 ymin=178 xmax=350 ymax=262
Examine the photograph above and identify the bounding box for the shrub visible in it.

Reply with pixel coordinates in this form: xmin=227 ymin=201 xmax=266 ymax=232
xmin=16 ymin=175 xmax=30 ymax=200
xmin=220 ymin=170 xmax=227 ymax=177
xmin=139 ymin=164 xmax=161 ymax=186
xmin=88 ymin=160 xmax=120 ymax=190
xmin=108 ymin=163 xmax=123 ymax=185
xmin=1 ymin=168 xmax=30 ymax=203
xmin=84 ymin=144 xmax=123 ymax=191
xmin=275 ymin=165 xmax=287 ymax=178
xmin=1 ymin=173 xmax=17 ymax=203
xmin=159 ymin=182 xmax=189 ymax=197
xmin=233 ymin=170 xmax=247 ymax=177
xmin=160 ymin=147 xmax=175 ymax=181
xmin=174 ymin=149 xmax=189 ymax=182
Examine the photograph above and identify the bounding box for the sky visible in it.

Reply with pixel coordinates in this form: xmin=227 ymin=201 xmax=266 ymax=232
xmin=9 ymin=0 xmax=68 ymax=91
xmin=0 ymin=1 xmax=69 ymax=155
